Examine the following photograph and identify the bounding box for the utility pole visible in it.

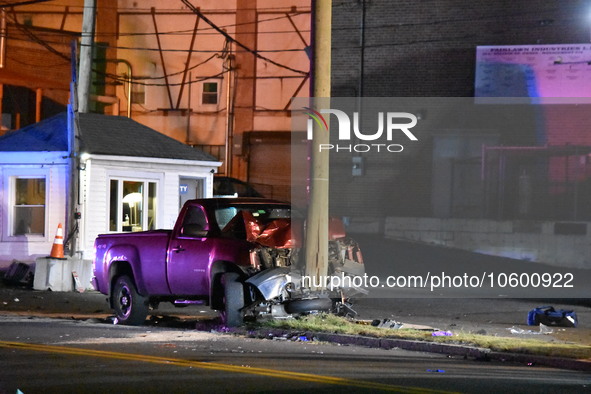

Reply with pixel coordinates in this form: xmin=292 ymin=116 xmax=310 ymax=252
xmin=305 ymin=0 xmax=331 ymax=287
xmin=77 ymin=0 xmax=96 ymax=113
xmin=69 ymin=0 xmax=95 ymax=258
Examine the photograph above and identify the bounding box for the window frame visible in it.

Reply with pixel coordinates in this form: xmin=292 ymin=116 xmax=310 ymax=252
xmin=2 ymin=169 xmax=49 ymax=242
xmin=201 ymin=81 xmax=219 ymax=105
xmin=108 ymin=177 xmax=159 ymax=233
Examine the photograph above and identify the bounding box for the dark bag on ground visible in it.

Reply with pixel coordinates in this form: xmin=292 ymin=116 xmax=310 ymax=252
xmin=527 ymin=306 xmax=578 ymax=327
xmin=3 ymin=260 xmax=34 ymax=287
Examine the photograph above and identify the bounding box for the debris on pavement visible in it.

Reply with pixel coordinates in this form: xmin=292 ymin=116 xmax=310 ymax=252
xmin=357 ymin=318 xmax=439 ymax=331
xmin=508 ymin=323 xmax=553 ymax=335
xmin=2 ymin=260 xmax=34 ymax=287
xmin=527 ymin=306 xmax=578 ymax=328
xmin=371 ymin=318 xmax=403 ymax=329
xmin=72 ymin=271 xmax=85 ymax=293
xmin=426 ymin=369 xmax=446 ymax=373
xmin=431 ymin=330 xmax=453 ymax=337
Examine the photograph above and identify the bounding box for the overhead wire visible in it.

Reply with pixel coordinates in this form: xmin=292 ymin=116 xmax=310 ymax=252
xmin=7 ymin=0 xmax=578 ymax=36
xmin=7 ymin=26 xmax=308 ymax=54
xmin=101 ymin=70 xmax=229 ymax=88
xmin=8 ymin=2 xmax=569 ymax=81
xmin=5 ymin=16 xmax=229 ymax=87
xmin=7 ymin=5 xmax=580 ymax=57
xmin=8 ymin=7 xmax=310 ymax=37
xmin=82 ymin=42 xmax=306 ymax=54
xmin=180 ymin=0 xmax=308 ymax=76
xmin=0 ymin=0 xmax=53 ymax=8
xmin=7 ymin=17 xmax=70 ymax=63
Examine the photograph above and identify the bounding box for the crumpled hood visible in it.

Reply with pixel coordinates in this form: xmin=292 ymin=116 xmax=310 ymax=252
xmin=242 ymin=211 xmax=301 ymax=248
xmin=241 ymin=211 xmax=348 ymax=248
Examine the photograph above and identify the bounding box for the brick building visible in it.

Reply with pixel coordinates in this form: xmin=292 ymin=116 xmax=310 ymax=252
xmin=326 ymin=1 xmax=591 ymax=268
xmin=331 ymin=0 xmax=589 ymax=97
xmin=329 ymin=0 xmax=591 ymax=221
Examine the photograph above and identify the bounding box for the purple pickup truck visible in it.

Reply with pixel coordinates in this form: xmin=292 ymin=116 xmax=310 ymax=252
xmin=92 ymin=198 xmax=365 ymax=326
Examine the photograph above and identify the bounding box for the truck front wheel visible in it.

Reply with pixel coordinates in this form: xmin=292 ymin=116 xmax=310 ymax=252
xmin=111 ymin=275 xmax=149 ymax=325
xmin=220 ymin=272 xmax=244 ymax=327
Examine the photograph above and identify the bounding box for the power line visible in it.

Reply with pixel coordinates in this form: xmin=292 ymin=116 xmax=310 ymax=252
xmin=27 ymin=3 xmax=311 ymax=13
xmin=127 ymin=54 xmax=219 ymax=81
xmin=101 ymin=70 xmax=228 ymax=87
xmin=6 ymin=17 xmax=227 ymax=86
xmin=0 ymin=0 xmax=53 ymax=8
xmin=6 ymin=53 xmax=67 ymax=68
xmin=8 ymin=15 xmax=70 ymax=63
xmin=7 ymin=29 xmax=308 ymax=54
xmin=110 ymin=28 xmax=311 ymax=37
xmin=180 ymin=0 xmax=308 ymax=76
xmin=10 ymin=7 xmax=310 ymax=36
xmin=82 ymin=42 xmax=306 ymax=54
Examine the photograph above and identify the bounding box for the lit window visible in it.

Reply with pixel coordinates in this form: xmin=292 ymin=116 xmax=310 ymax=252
xmin=109 ymin=179 xmax=157 ymax=232
xmin=13 ymin=177 xmax=46 ymax=236
xmin=202 ymin=82 xmax=218 ymax=105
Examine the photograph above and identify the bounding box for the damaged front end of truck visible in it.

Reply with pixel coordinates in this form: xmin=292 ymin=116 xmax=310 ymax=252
xmin=238 ymin=211 xmax=367 ymax=320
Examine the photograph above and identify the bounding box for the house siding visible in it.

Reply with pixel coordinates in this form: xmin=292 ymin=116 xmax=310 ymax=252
xmin=80 ymin=155 xmax=217 ymax=259
xmin=0 ymin=152 xmax=68 ymax=267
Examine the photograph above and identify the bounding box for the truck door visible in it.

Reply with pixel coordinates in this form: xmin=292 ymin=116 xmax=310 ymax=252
xmin=167 ymin=205 xmax=212 ymax=295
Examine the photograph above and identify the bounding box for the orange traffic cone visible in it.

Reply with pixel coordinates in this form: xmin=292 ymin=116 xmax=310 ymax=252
xmin=49 ymin=223 xmax=65 ymax=259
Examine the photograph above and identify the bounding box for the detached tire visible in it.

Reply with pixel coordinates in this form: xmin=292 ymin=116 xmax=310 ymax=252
xmin=111 ymin=275 xmax=149 ymax=325
xmin=284 ymin=298 xmax=333 ymax=314
xmin=221 ymin=272 xmax=244 ymax=327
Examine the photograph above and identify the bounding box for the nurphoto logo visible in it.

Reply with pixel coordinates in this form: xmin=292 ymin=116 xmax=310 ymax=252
xmin=304 ymin=107 xmax=419 ymax=153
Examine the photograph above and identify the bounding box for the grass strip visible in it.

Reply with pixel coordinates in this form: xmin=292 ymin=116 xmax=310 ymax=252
xmin=259 ymin=314 xmax=591 ymax=360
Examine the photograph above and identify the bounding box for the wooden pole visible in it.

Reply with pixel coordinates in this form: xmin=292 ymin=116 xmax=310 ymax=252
xmin=77 ymin=0 xmax=96 ymax=113
xmin=304 ymin=0 xmax=331 ymax=287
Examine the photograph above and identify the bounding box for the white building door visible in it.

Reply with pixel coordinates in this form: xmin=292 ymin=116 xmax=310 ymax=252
xmin=179 ymin=177 xmax=205 ymax=209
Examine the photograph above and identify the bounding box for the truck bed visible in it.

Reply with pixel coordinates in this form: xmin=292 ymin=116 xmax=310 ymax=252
xmin=93 ymin=230 xmax=172 ymax=295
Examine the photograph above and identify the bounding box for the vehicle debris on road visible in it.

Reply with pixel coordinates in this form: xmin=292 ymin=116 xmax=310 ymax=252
xmin=3 ymin=261 xmax=33 ymax=287
xmin=431 ymin=330 xmax=453 ymax=337
xmin=527 ymin=306 xmax=578 ymax=328
xmin=508 ymin=323 xmax=553 ymax=335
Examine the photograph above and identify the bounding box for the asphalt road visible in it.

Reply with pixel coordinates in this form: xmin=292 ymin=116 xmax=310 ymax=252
xmin=348 ymin=235 xmax=591 ymax=343
xmin=0 ymin=316 xmax=589 ymax=393
xmin=351 ymin=234 xmax=591 ymax=299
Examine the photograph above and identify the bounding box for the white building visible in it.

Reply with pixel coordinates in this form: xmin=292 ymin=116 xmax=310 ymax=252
xmin=0 ymin=112 xmax=220 ymax=268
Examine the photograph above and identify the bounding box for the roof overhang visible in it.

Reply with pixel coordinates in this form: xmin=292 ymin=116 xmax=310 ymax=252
xmin=0 ymin=151 xmax=69 ymax=164
xmin=81 ymin=153 xmax=222 ymax=169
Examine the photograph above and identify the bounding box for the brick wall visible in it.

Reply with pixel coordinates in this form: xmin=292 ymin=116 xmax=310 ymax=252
xmin=328 ymin=1 xmax=591 ymax=219
xmin=332 ymin=0 xmax=589 ymax=97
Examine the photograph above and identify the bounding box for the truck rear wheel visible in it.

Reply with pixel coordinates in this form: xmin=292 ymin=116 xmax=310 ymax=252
xmin=220 ymin=272 xmax=244 ymax=327
xmin=111 ymin=275 xmax=149 ymax=325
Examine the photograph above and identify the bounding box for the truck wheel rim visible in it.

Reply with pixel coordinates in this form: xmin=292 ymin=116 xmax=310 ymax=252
xmin=118 ymin=285 xmax=132 ymax=318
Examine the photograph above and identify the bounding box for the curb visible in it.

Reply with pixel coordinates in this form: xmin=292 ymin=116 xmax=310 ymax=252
xmin=236 ymin=328 xmax=591 ymax=372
